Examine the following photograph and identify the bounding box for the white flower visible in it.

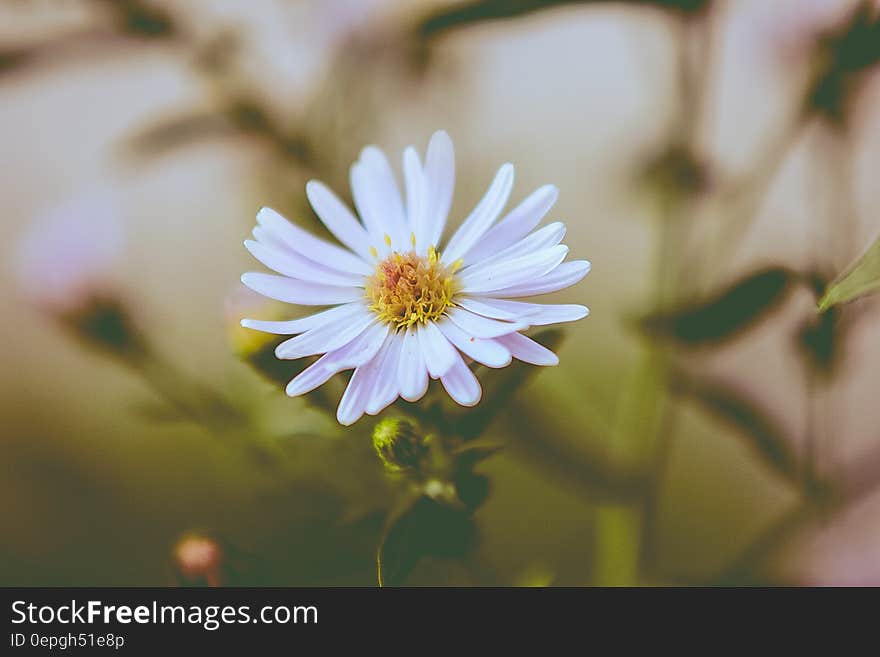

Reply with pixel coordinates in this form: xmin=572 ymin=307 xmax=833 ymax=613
xmin=15 ymin=188 xmax=124 ymax=314
xmin=241 ymin=130 xmax=590 ymax=425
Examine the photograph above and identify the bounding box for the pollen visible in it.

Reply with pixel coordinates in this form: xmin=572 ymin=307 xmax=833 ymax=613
xmin=366 ymin=249 xmax=458 ymax=330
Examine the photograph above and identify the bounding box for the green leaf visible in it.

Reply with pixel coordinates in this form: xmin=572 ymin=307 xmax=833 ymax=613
xmin=818 ymin=235 xmax=880 ymax=311
xmin=640 ymin=267 xmax=796 ymax=346
xmin=806 ymin=3 xmax=880 ymax=124
xmin=376 ymin=495 xmax=476 ymax=587
xmin=450 ymin=329 xmax=565 ymax=440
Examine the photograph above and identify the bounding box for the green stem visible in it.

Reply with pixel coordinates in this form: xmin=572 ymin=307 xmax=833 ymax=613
xmin=592 ymin=11 xmax=699 ymax=580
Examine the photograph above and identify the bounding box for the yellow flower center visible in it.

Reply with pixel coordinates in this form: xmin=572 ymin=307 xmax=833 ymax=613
xmin=366 ymin=246 xmax=459 ymax=330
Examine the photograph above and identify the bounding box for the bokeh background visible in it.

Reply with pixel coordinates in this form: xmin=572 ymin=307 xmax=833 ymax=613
xmin=3 ymin=0 xmax=880 ymax=586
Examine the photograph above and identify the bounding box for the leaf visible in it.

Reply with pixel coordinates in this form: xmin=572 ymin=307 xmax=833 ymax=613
xmin=640 ymin=267 xmax=796 ymax=346
xmin=453 ymin=472 xmax=491 ymax=510
xmin=670 ymin=370 xmax=802 ymax=486
xmin=450 ymin=329 xmax=565 ymax=440
xmin=113 ymin=0 xmax=176 ymax=38
xmin=376 ymin=495 xmax=476 ymax=587
xmin=806 ymin=3 xmax=880 ymax=123
xmin=818 ymin=234 xmax=880 ymax=311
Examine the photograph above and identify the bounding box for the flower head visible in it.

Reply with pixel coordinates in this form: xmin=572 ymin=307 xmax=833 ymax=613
xmin=15 ymin=188 xmax=124 ymax=315
xmin=241 ymin=130 xmax=590 ymax=425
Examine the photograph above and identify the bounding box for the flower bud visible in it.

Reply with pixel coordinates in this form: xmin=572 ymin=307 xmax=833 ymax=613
xmin=16 ymin=188 xmax=124 ymax=316
xmin=372 ymin=418 xmax=428 ymax=472
xmin=15 ymin=188 xmax=145 ymax=356
xmin=173 ymin=533 xmax=224 ymax=587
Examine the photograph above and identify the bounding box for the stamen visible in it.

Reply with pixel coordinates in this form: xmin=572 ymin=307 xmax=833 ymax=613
xmin=384 ymin=234 xmax=392 ymax=247
xmin=369 ymin=246 xmax=378 ymax=259
xmin=365 ymin=249 xmax=457 ymax=330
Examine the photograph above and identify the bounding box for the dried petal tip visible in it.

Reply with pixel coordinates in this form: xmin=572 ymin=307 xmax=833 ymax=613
xmin=372 ymin=418 xmax=428 ymax=472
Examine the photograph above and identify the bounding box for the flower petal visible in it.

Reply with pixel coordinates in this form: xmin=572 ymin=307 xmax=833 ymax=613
xmin=321 ymin=321 xmax=389 ymax=369
xmin=437 ymin=318 xmax=512 ymax=368
xmin=361 ymin=146 xmax=410 ymax=249
xmin=351 ymin=146 xmax=408 ymax=251
xmin=252 ymin=226 xmax=363 ymax=280
xmin=305 ymin=180 xmax=373 ymax=261
xmin=366 ymin=332 xmax=404 ymax=415
xmin=241 ymin=272 xmax=364 ymax=306
xmin=417 ymin=321 xmax=458 ymax=379
xmin=468 ymin=221 xmax=566 ymax=271
xmin=495 ymin=332 xmax=559 ymax=366
xmin=256 ymin=207 xmax=372 ymax=275
xmin=403 ymin=146 xmax=428 ymax=253
xmin=440 ymin=351 xmax=482 ymax=407
xmin=466 ymin=298 xmax=589 ymax=325
xmin=464 ymin=184 xmax=558 ymax=264
xmin=285 ymin=355 xmax=342 ymax=397
xmin=424 ymin=130 xmax=455 ymax=249
xmin=241 ymin=301 xmax=366 ymax=335
xmin=274 ymin=311 xmax=375 ymax=359
xmin=244 ymin=240 xmax=364 ymax=287
xmin=458 ymin=245 xmax=569 ymax=294
xmin=490 ymin=260 xmax=591 ymax=298
xmin=337 ymin=354 xmax=384 ymax=426
xmin=445 ymin=307 xmax=526 ymax=338
xmin=284 ymin=323 xmax=387 ymax=396
xmin=398 ymin=327 xmax=429 ymax=402
xmin=454 ymin=296 xmax=533 ymax=322
xmin=441 ymin=163 xmax=514 ymax=266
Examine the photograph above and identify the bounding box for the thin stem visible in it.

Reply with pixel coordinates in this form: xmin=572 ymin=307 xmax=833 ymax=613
xmin=700 ymin=117 xmax=806 ymax=293
xmin=129 ymin=350 xmax=245 ymax=432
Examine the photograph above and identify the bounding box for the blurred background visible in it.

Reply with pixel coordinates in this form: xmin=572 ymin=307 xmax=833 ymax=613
xmin=2 ymin=0 xmax=880 ymax=586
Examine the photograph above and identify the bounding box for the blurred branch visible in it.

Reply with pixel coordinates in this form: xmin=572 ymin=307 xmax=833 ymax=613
xmin=501 ymin=404 xmax=644 ymax=504
xmin=702 ymin=2 xmax=880 ymax=287
xmin=0 ymin=0 xmax=180 ymax=78
xmin=624 ymin=12 xmax=713 ymax=585
xmin=670 ymin=369 xmax=814 ymax=490
xmin=698 ymin=118 xmax=807 ymax=292
xmin=417 ymin=0 xmax=711 ymax=39
xmin=713 ymin=434 xmax=880 ymax=584
xmin=0 ymin=27 xmax=146 ymax=78
xmin=126 ymin=112 xmax=237 ymax=156
xmin=398 ymin=329 xmax=640 ymax=503
xmin=125 ymin=100 xmax=314 ymax=166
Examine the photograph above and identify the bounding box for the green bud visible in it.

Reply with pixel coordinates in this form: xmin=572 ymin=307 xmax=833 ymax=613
xmin=372 ymin=418 xmax=428 ymax=472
